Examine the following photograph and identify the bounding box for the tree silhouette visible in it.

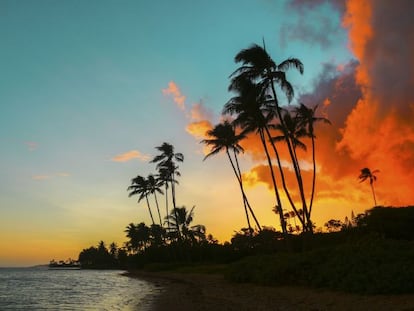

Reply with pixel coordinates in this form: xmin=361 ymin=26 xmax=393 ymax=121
xmin=128 ymin=175 xmax=156 ymax=225
xmin=201 ymin=120 xmax=261 ymax=233
xmin=224 ymin=77 xmax=287 ymax=235
xmin=358 ymin=167 xmax=379 ymax=206
xmin=165 ymin=206 xmax=206 ymax=244
xmin=147 ymin=174 xmax=164 ymax=226
xmin=229 ymin=42 xmax=306 ymax=233
xmin=151 ymin=143 xmax=184 ymax=239
xmin=294 ymin=103 xmax=331 ymax=216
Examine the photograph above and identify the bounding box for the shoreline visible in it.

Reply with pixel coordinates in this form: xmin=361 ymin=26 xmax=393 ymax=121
xmin=126 ymin=270 xmax=414 ymax=311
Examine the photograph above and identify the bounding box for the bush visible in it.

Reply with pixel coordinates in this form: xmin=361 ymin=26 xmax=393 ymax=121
xmin=227 ymin=237 xmax=414 ymax=294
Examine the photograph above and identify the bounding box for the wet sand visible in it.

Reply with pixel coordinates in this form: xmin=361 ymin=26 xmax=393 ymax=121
xmin=127 ymin=270 xmax=414 ymax=311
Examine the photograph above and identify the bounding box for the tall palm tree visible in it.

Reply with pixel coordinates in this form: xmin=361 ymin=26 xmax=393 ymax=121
xmin=201 ymin=120 xmax=261 ymax=233
xmin=224 ymin=77 xmax=288 ymax=235
xmin=147 ymin=174 xmax=164 ymax=226
xmin=358 ymin=168 xmax=379 ymax=206
xmin=229 ymin=42 xmax=309 ymax=232
xmin=295 ymin=103 xmax=331 ymax=215
xmin=271 ymin=109 xmax=308 ymax=230
xmin=157 ymin=166 xmax=178 ymax=233
xmin=151 ymin=143 xmax=184 ymax=238
xmin=127 ymin=175 xmax=155 ymax=225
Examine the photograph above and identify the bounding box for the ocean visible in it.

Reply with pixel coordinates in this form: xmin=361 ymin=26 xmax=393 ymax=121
xmin=0 ymin=267 xmax=159 ymax=310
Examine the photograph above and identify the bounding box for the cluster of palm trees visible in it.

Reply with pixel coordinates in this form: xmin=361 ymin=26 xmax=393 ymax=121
xmin=127 ymin=142 xmax=206 ymax=247
xmin=202 ymin=43 xmax=330 ymax=237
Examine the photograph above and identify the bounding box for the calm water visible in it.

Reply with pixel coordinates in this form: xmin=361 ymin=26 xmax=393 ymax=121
xmin=0 ymin=268 xmax=160 ymax=310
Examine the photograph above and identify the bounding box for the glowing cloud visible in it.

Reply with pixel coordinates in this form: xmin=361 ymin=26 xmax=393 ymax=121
xmin=111 ymin=150 xmax=150 ymax=162
xmin=186 ymin=120 xmax=213 ymax=139
xmin=162 ymin=81 xmax=186 ymax=110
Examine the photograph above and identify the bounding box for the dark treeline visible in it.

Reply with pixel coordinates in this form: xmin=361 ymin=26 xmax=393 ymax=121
xmin=77 ymin=41 xmax=413 ymax=294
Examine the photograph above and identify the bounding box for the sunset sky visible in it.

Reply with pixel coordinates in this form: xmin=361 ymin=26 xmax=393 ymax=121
xmin=1 ymin=0 xmax=413 ymax=266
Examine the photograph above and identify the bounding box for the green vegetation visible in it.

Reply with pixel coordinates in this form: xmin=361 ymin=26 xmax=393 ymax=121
xmin=77 ymin=41 xmax=413 ymax=295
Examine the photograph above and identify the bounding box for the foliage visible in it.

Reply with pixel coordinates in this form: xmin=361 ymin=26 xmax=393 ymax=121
xmin=227 ymin=237 xmax=414 ymax=294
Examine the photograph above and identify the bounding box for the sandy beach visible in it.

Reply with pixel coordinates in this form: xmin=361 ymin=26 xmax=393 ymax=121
xmin=127 ymin=270 xmax=414 ymax=311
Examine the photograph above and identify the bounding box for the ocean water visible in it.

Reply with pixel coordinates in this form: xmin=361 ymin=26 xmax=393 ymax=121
xmin=0 ymin=268 xmax=159 ymax=310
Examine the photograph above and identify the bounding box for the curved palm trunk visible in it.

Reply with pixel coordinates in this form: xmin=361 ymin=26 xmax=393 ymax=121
xmin=225 ymin=149 xmax=254 ymax=234
xmin=309 ymin=135 xmax=316 ymax=215
xmin=270 ymin=83 xmax=311 ymax=233
xmin=233 ymin=149 xmax=262 ymax=232
xmin=259 ymin=129 xmax=287 ymax=235
xmin=264 ymin=126 xmax=306 ymax=230
xmin=153 ymin=192 xmax=163 ymax=227
xmin=145 ymin=195 xmax=155 ymax=225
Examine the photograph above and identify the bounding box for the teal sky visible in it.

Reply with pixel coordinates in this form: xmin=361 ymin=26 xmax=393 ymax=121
xmin=0 ymin=0 xmax=353 ymax=266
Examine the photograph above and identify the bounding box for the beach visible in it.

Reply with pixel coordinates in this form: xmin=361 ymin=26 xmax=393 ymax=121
xmin=127 ymin=271 xmax=414 ymax=311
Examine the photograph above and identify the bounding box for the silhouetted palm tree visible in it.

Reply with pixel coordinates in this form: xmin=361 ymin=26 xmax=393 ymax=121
xmin=125 ymin=222 xmax=150 ymax=253
xmin=147 ymin=174 xmax=164 ymax=226
xmin=358 ymin=168 xmax=379 ymax=206
xmin=224 ymin=77 xmax=287 ymax=234
xmin=295 ymin=103 xmax=331 ymax=215
xmin=230 ymin=42 xmax=308 ymax=232
xmin=201 ymin=121 xmax=261 ymax=233
xmin=151 ymin=143 xmax=184 ymax=238
xmin=128 ymin=175 xmax=156 ymax=225
xmin=165 ymin=206 xmax=205 ymax=244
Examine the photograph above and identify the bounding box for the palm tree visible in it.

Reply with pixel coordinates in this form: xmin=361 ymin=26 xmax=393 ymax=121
xmin=224 ymin=77 xmax=288 ymax=235
xmin=201 ymin=121 xmax=261 ymax=233
xmin=295 ymin=103 xmax=331 ymax=215
xmin=124 ymin=222 xmax=150 ymax=253
xmin=229 ymin=42 xmax=309 ymax=232
xmin=127 ymin=175 xmax=155 ymax=225
xmin=151 ymin=143 xmax=184 ymax=238
xmin=147 ymin=174 xmax=164 ymax=226
xmin=165 ymin=206 xmax=206 ymax=244
xmin=157 ymin=166 xmax=178 ymax=233
xmin=358 ymin=168 xmax=379 ymax=206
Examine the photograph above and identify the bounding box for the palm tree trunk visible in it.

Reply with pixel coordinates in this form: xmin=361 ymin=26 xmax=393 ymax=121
xmin=165 ymin=183 xmax=170 ymax=232
xmin=225 ymin=149 xmax=253 ymax=234
xmin=264 ymin=126 xmax=307 ymax=230
xmin=270 ymin=83 xmax=311 ymax=233
xmin=233 ymin=149 xmax=262 ymax=232
xmin=153 ymin=192 xmax=163 ymax=227
xmin=145 ymin=195 xmax=155 ymax=225
xmin=259 ymin=129 xmax=287 ymax=235
xmin=171 ymin=173 xmax=181 ymax=240
xmin=309 ymin=135 xmax=316 ymax=215
xmin=371 ymin=183 xmax=377 ymax=206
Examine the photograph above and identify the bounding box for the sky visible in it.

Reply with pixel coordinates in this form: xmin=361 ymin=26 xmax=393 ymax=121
xmin=1 ymin=0 xmax=413 ymax=266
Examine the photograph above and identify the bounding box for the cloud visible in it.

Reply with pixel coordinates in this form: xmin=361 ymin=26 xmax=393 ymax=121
xmin=185 ymin=120 xmax=213 ymax=139
xmin=162 ymin=81 xmax=186 ymax=110
xmin=111 ymin=150 xmax=150 ymax=162
xmin=57 ymin=172 xmax=70 ymax=177
xmin=336 ymin=0 xmax=414 ymax=205
xmin=239 ymin=0 xmax=414 ymax=214
xmin=25 ymin=141 xmax=38 ymax=151
xmin=281 ymin=0 xmax=346 ymax=49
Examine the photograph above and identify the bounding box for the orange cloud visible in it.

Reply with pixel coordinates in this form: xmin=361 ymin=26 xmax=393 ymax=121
xmin=186 ymin=120 xmax=213 ymax=140
xmin=162 ymin=81 xmax=186 ymax=110
xmin=111 ymin=150 xmax=150 ymax=162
